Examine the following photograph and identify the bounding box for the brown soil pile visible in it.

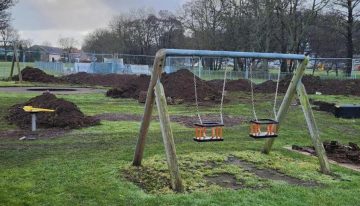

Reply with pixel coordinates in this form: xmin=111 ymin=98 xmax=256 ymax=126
xmin=106 ymin=74 xmax=150 ymax=99
xmin=311 ymin=100 xmax=336 ymax=114
xmin=107 ymin=69 xmax=221 ymax=103
xmin=61 ymin=72 xmax=138 ymax=87
xmin=292 ymin=141 xmax=360 ymax=165
xmin=6 ymin=93 xmax=100 ymax=129
xmin=13 ymin=67 xmax=59 ymax=83
xmin=208 ymin=79 xmax=251 ymax=92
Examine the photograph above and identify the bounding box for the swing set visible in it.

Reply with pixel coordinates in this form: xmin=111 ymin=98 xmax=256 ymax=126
xmin=192 ymin=57 xmax=228 ymax=142
xmin=132 ymin=49 xmax=331 ymax=192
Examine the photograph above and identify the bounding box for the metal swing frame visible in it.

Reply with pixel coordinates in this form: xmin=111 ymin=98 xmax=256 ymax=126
xmin=132 ymin=49 xmax=331 ymax=192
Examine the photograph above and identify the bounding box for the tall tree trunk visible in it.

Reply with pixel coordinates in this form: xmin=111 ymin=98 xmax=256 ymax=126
xmin=346 ymin=0 xmax=354 ymax=76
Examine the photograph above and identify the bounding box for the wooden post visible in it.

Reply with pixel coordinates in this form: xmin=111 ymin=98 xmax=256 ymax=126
xmin=132 ymin=50 xmax=166 ymax=166
xmin=297 ymin=83 xmax=331 ymax=174
xmin=9 ymin=42 xmax=22 ymax=82
xmin=14 ymin=43 xmax=22 ymax=82
xmin=262 ymin=58 xmax=309 ymax=154
xmin=154 ymin=80 xmax=184 ymax=192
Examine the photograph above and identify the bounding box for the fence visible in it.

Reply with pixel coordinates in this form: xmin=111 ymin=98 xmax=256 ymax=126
xmin=0 ymin=49 xmax=359 ymax=82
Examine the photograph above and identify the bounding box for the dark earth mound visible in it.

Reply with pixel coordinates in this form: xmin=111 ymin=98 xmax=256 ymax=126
xmin=107 ymin=69 xmax=221 ymax=103
xmin=311 ymin=100 xmax=336 ymax=114
xmin=11 ymin=67 xmax=360 ymax=97
xmin=13 ymin=67 xmax=59 ymax=83
xmin=61 ymin=72 xmax=138 ymax=87
xmin=292 ymin=141 xmax=360 ymax=165
xmin=6 ymin=93 xmax=100 ymax=129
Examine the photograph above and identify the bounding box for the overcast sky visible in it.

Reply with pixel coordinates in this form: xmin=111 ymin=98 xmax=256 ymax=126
xmin=11 ymin=0 xmax=187 ymax=47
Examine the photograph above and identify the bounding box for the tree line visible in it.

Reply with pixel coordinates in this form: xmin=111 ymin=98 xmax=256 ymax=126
xmin=82 ymin=0 xmax=360 ymax=75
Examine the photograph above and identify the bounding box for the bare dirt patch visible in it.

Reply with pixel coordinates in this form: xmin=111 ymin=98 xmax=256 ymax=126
xmin=94 ymin=113 xmax=246 ymax=127
xmin=205 ymin=173 xmax=245 ymax=190
xmin=226 ymin=156 xmax=320 ymax=187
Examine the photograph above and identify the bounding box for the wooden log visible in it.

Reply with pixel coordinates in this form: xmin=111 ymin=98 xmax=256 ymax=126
xmin=262 ymin=57 xmax=309 ymax=154
xmin=154 ymin=80 xmax=184 ymax=192
xmin=297 ymin=83 xmax=331 ymax=174
xmin=132 ymin=50 xmax=166 ymax=166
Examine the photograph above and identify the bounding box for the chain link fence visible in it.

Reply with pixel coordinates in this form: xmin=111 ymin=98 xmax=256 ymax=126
xmin=0 ymin=49 xmax=359 ymax=82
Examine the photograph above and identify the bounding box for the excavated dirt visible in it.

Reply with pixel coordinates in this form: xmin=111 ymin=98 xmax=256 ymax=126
xmin=292 ymin=141 xmax=360 ymax=166
xmin=11 ymin=67 xmax=360 ymax=97
xmin=311 ymin=100 xmax=336 ymax=114
xmin=93 ymin=113 xmax=246 ymax=128
xmin=61 ymin=72 xmax=138 ymax=87
xmin=13 ymin=67 xmax=60 ymax=83
xmin=107 ymin=69 xmax=221 ymax=103
xmin=6 ymin=93 xmax=100 ymax=129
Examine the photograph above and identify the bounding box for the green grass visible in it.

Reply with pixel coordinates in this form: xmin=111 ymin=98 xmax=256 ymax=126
xmin=0 ymin=91 xmax=360 ymax=205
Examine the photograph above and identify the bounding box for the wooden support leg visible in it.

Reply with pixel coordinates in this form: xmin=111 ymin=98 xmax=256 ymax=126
xmin=132 ymin=53 xmax=165 ymax=166
xmin=154 ymin=81 xmax=184 ymax=192
xmin=262 ymin=58 xmax=309 ymax=154
xmin=297 ymin=83 xmax=331 ymax=174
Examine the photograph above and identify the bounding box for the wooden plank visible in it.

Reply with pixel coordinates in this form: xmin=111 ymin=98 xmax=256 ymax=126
xmin=262 ymin=57 xmax=309 ymax=154
xmin=132 ymin=50 xmax=166 ymax=166
xmin=154 ymin=80 xmax=184 ymax=192
xmin=296 ymin=83 xmax=331 ymax=174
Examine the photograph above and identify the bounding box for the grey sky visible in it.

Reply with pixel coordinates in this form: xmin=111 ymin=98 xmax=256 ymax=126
xmin=11 ymin=0 xmax=187 ymax=47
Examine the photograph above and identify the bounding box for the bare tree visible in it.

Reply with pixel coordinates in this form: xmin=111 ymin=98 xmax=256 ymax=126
xmin=58 ymin=37 xmax=78 ymax=62
xmin=332 ymin=0 xmax=360 ymax=75
xmin=0 ymin=26 xmax=18 ymax=61
xmin=0 ymin=0 xmax=16 ymax=30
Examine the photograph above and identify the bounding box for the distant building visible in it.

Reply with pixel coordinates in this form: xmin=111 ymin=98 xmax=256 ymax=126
xmin=29 ymin=45 xmax=64 ymax=62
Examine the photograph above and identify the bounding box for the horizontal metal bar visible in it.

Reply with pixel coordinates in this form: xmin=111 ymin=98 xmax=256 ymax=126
xmin=162 ymin=49 xmax=305 ymax=60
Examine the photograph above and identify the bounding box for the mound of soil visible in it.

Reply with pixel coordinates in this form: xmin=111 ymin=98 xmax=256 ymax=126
xmin=6 ymin=93 xmax=100 ymax=129
xmin=61 ymin=72 xmax=138 ymax=87
xmin=292 ymin=141 xmax=360 ymax=165
xmin=311 ymin=100 xmax=336 ymax=114
xmin=207 ymin=79 xmax=251 ymax=92
xmin=107 ymin=69 xmax=221 ymax=103
xmin=13 ymin=67 xmax=59 ymax=83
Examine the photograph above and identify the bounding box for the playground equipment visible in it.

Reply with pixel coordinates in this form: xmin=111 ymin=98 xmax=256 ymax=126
xmin=248 ymin=60 xmax=282 ymax=139
xmin=23 ymin=106 xmax=55 ymax=131
xmin=132 ymin=49 xmax=331 ymax=192
xmin=192 ymin=58 xmax=228 ymax=142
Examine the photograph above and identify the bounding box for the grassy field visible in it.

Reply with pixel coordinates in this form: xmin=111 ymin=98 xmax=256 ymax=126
xmin=0 ymin=88 xmax=360 ymax=205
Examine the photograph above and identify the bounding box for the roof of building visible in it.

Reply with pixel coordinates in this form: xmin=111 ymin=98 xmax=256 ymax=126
xmin=30 ymin=45 xmax=64 ymax=55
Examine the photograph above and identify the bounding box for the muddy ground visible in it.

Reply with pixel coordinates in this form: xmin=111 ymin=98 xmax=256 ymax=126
xmin=6 ymin=93 xmax=100 ymax=129
xmin=292 ymin=141 xmax=360 ymax=166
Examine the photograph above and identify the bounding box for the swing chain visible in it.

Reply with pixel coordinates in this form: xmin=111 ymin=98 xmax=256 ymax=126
xmin=273 ymin=61 xmax=282 ymax=119
xmin=249 ymin=59 xmax=258 ymax=121
xmin=219 ymin=58 xmax=228 ymax=124
xmin=193 ymin=57 xmax=203 ymax=124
